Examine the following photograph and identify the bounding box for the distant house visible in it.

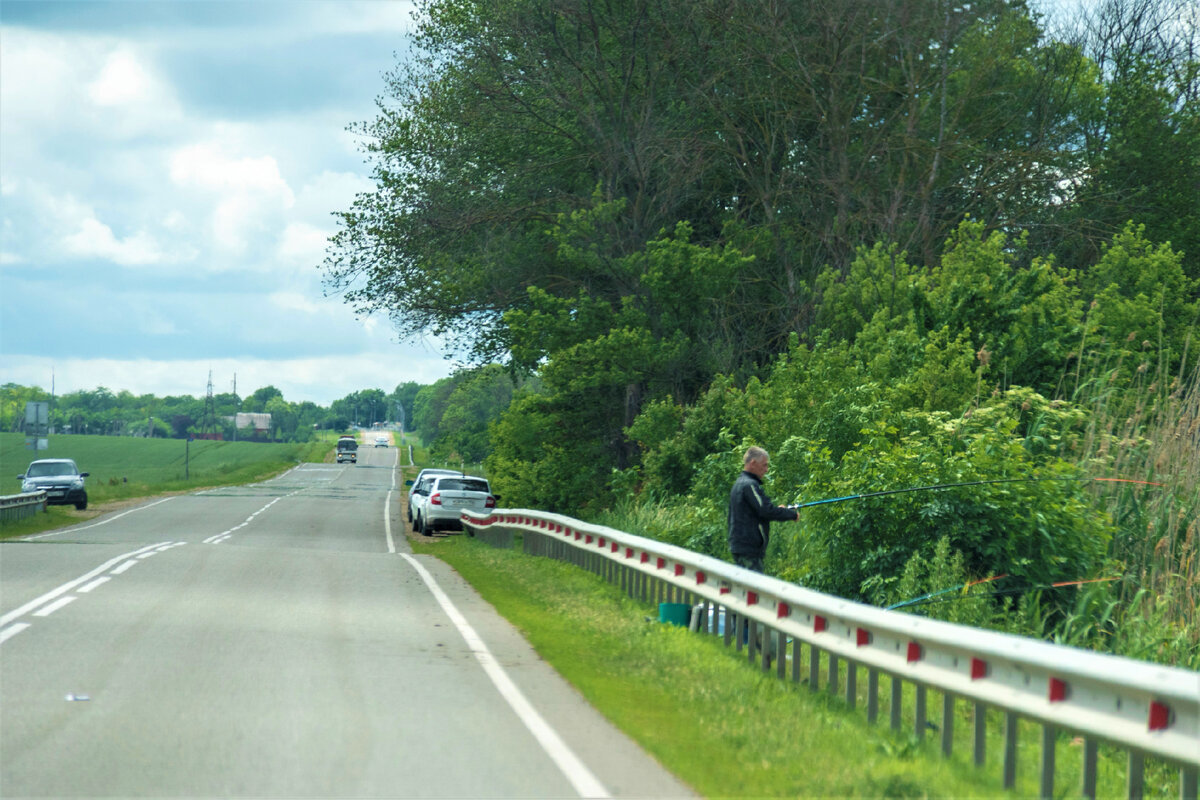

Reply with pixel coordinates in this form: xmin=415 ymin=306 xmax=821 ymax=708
xmin=230 ymin=412 xmax=272 ymax=433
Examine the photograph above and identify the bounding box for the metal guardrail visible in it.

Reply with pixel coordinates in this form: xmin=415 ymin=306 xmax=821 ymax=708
xmin=463 ymin=508 xmax=1200 ymax=800
xmin=0 ymin=491 xmax=47 ymax=523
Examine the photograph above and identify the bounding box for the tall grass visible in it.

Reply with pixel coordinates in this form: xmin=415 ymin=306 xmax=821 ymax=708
xmin=1064 ymin=343 xmax=1200 ymax=667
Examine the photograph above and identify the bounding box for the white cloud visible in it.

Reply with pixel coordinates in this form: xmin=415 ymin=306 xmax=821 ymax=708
xmin=277 ymin=222 xmax=330 ymax=264
xmin=88 ymin=48 xmax=155 ymax=106
xmin=62 ymin=217 xmax=163 ymax=266
xmin=268 ymin=291 xmax=324 ymax=315
xmin=168 ymin=141 xmax=296 ymax=256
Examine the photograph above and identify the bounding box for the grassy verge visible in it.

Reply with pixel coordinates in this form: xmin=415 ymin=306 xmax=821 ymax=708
xmin=1 ymin=433 xmax=328 ymax=539
xmin=413 ymin=533 xmax=1078 ymax=798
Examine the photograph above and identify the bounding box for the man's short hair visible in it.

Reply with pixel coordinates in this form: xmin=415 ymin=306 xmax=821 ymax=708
xmin=744 ymin=446 xmax=769 ymax=465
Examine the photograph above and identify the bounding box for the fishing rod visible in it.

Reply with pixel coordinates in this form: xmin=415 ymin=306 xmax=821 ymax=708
xmin=892 ymin=576 xmax=1120 ymax=611
xmin=885 ymin=574 xmax=1007 ymax=610
xmin=790 ymin=475 xmax=1163 ymax=512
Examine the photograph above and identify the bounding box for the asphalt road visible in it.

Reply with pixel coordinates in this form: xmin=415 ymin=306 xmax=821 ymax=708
xmin=0 ymin=444 xmax=691 ymax=798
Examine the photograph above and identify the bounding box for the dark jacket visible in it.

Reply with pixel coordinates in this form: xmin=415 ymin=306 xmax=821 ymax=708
xmin=727 ymin=470 xmax=796 ymax=558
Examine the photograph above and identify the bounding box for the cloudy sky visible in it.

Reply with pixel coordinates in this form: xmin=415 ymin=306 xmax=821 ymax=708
xmin=0 ymin=0 xmax=457 ymax=407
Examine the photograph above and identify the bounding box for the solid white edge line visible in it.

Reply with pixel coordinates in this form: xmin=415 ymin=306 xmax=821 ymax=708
xmin=21 ymin=497 xmax=176 ymax=540
xmin=385 ymin=489 xmax=395 ymax=554
xmin=400 ymin=553 xmax=609 ymax=799
xmin=0 ymin=542 xmax=167 ymax=627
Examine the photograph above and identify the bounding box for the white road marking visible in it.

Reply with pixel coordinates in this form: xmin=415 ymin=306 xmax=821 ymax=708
xmin=385 ymin=489 xmax=396 ymax=554
xmin=110 ymin=560 xmax=139 ymax=575
xmin=0 ymin=623 xmax=31 ymax=644
xmin=32 ymin=596 xmax=77 ymax=617
xmin=77 ymin=577 xmax=111 ymax=593
xmin=400 ymin=554 xmax=609 ymax=799
xmin=204 ymin=492 xmax=299 ymax=544
xmin=21 ymin=498 xmax=176 ymax=540
xmin=0 ymin=543 xmax=168 ymax=628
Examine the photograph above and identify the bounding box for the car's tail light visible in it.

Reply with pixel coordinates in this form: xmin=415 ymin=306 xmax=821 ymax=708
xmin=430 ymin=493 xmax=442 ymax=505
xmin=485 ymin=496 xmax=496 ymax=508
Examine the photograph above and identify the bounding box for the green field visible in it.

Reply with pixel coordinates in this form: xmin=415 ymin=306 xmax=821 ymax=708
xmin=0 ymin=432 xmax=328 ymax=538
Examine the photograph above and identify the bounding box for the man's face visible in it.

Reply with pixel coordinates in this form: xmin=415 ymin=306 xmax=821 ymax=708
xmin=746 ymin=457 xmax=769 ymax=478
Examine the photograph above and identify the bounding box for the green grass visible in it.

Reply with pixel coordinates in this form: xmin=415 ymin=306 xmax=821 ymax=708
xmin=415 ymin=533 xmax=1107 ymax=798
xmin=0 ymin=432 xmax=328 ymax=539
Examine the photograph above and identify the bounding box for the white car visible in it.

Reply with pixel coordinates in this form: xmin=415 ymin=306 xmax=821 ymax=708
xmin=406 ymin=468 xmax=462 ymax=524
xmin=410 ymin=474 xmax=497 ymax=535
xmin=374 ymin=436 xmax=388 ymax=447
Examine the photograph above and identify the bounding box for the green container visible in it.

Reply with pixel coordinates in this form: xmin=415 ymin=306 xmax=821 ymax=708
xmin=658 ymin=602 xmax=692 ymax=627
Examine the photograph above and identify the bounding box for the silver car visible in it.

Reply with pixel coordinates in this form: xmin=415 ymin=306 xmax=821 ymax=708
xmin=19 ymin=458 xmax=89 ymax=510
xmin=412 ymin=474 xmax=497 ymax=535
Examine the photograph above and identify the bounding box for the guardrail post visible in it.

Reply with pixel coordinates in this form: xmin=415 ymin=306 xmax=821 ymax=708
xmin=810 ymin=646 xmax=822 ymax=691
xmin=914 ymin=684 xmax=927 ymax=739
xmin=724 ymin=606 xmax=734 ymax=647
xmin=792 ymin=639 xmax=803 ymax=684
xmin=867 ymin=668 xmax=879 ymax=722
xmin=846 ymin=660 xmax=857 ymax=710
xmin=974 ymin=702 xmax=987 ymax=767
xmin=1082 ymin=737 xmax=1099 ymax=799
xmin=1040 ymin=723 xmax=1057 ymax=799
xmin=1004 ymin=711 xmax=1019 ymax=789
xmin=942 ymin=693 xmax=954 ymax=756
xmin=1181 ymin=766 xmax=1198 ymax=800
xmin=829 ymin=653 xmax=840 ymax=695
xmin=891 ymin=676 xmax=902 ymax=730
xmin=1128 ymin=751 xmax=1145 ymax=800
xmin=776 ymin=631 xmax=787 ymax=680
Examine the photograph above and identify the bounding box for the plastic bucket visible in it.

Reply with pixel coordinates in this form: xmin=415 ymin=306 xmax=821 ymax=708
xmin=658 ymin=602 xmax=691 ymax=627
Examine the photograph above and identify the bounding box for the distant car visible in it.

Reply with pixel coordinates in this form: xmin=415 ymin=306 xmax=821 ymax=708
xmin=374 ymin=436 xmax=388 ymax=448
xmin=19 ymin=458 xmax=89 ymax=510
xmin=411 ymin=474 xmax=498 ymax=535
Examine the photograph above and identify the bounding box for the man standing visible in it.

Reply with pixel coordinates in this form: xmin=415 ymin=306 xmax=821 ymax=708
xmin=727 ymin=446 xmax=799 ymax=572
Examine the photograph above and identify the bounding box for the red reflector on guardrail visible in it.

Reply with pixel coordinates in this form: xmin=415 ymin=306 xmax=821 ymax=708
xmin=777 ymin=602 xmax=790 ymax=619
xmin=641 ymin=552 xmax=649 ymax=564
xmin=856 ymin=628 xmax=871 ymax=646
xmin=611 ymin=542 xmax=618 ymax=553
xmin=585 ymin=535 xmax=593 ymax=544
xmin=674 ymin=564 xmax=684 ymax=576
xmin=971 ymin=658 xmax=988 ymax=679
xmin=656 ymin=557 xmax=666 ymax=569
xmin=814 ymin=615 xmax=827 ymax=632
xmin=746 ymin=591 xmax=758 ymax=605
xmin=719 ymin=587 xmax=730 ymax=595
xmin=1049 ymin=678 xmax=1069 ymax=702
xmin=598 ymin=537 xmax=605 ymax=548
xmin=1148 ymin=701 xmax=1171 ymax=731
xmin=626 ymin=548 xmax=634 ymax=559
xmin=696 ymin=571 xmax=707 ymax=585
xmin=907 ymin=642 xmax=923 ymax=662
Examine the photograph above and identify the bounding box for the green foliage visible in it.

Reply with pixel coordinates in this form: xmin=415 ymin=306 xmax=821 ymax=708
xmin=1079 ymin=224 xmax=1200 ymax=376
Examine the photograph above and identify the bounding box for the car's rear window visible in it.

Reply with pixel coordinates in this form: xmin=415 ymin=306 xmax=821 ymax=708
xmin=437 ymin=479 xmax=489 ymax=493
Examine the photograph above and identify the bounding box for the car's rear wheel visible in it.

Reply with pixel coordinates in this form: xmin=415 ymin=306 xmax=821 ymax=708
xmin=75 ymin=497 xmax=87 ymax=510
